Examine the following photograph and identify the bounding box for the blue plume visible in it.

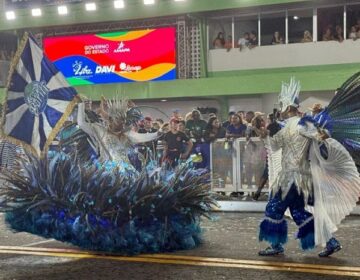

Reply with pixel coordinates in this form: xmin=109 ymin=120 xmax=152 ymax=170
xmin=0 ymin=151 xmax=216 ymax=255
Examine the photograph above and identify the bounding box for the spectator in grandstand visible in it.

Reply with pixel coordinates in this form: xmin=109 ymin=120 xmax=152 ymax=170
xmin=238 ymin=32 xmax=250 ymax=51
xmin=255 ymin=111 xmax=266 ymax=118
xmin=334 ymin=25 xmax=344 ymax=42
xmin=208 ymin=113 xmax=217 ymax=119
xmin=178 ymin=120 xmax=186 ymax=133
xmin=160 ymin=122 xmax=170 ymax=133
xmin=248 ymin=31 xmax=258 ymax=49
xmin=213 ymin=32 xmax=225 ymax=49
xmin=271 ymin=31 xmax=284 ymax=45
xmin=171 ymin=108 xmax=183 ymax=122
xmin=222 ymin=111 xmax=235 ymax=129
xmin=322 ymin=27 xmax=334 ymax=41
xmin=246 ymin=113 xmax=265 ymax=138
xmin=184 ymin=111 xmax=193 ymax=122
xmin=156 ymin=118 xmax=164 ymax=125
xmin=226 ymin=114 xmax=247 ymax=138
xmin=301 ymin=30 xmax=313 ymax=43
xmin=236 ymin=110 xmax=245 ymax=119
xmin=224 ymin=35 xmax=233 ymax=51
xmin=138 ymin=117 xmax=156 ymax=133
xmin=185 ymin=109 xmax=207 ymax=144
xmin=349 ymin=26 xmax=358 ymax=40
xmin=152 ymin=121 xmax=161 ymax=131
xmin=138 ymin=116 xmax=158 ymax=154
xmin=204 ymin=117 xmax=226 ymax=143
xmin=355 ymin=18 xmax=360 ymax=31
xmin=244 ymin=111 xmax=255 ymax=125
xmin=162 ymin=118 xmax=193 ymax=168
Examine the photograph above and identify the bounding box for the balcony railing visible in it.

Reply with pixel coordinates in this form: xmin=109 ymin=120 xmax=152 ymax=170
xmin=208 ymin=40 xmax=360 ymax=73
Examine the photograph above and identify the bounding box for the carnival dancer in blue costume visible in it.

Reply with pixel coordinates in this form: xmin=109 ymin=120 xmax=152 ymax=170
xmin=257 ymin=76 xmax=360 ymax=257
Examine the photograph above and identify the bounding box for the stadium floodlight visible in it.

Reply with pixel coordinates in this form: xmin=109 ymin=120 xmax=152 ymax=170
xmin=31 ymin=8 xmax=42 ymax=17
xmin=114 ymin=0 xmax=125 ymax=9
xmin=144 ymin=0 xmax=155 ymax=5
xmin=58 ymin=5 xmax=68 ymax=15
xmin=293 ymin=16 xmax=299 ymax=20
xmin=6 ymin=11 xmax=15 ymax=20
xmin=85 ymin=2 xmax=97 ymax=11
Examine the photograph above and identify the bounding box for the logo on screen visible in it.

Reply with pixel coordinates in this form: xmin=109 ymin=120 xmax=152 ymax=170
xmin=114 ymin=42 xmax=131 ymax=53
xmin=119 ymin=62 xmax=141 ymax=72
xmin=95 ymin=65 xmax=116 ymax=74
xmin=72 ymin=60 xmax=93 ymax=76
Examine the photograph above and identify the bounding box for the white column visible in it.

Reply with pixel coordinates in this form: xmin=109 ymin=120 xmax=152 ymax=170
xmin=285 ymin=10 xmax=289 ymax=44
xmin=344 ymin=5 xmax=347 ymax=40
xmin=232 ymin=16 xmax=235 ymax=48
xmin=313 ymin=8 xmax=317 ymax=42
xmin=258 ymin=13 xmax=261 ymax=46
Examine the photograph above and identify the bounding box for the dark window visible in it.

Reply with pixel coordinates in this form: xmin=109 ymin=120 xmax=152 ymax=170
xmin=317 ymin=6 xmax=344 ymax=42
xmin=260 ymin=12 xmax=286 ymax=46
xmin=288 ymin=9 xmax=313 ymax=44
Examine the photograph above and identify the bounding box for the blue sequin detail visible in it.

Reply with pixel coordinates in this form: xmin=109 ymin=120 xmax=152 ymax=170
xmin=260 ymin=184 xmax=314 ymax=250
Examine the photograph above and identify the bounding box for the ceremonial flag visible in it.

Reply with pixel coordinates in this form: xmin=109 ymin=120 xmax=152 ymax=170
xmin=1 ymin=33 xmax=79 ymax=156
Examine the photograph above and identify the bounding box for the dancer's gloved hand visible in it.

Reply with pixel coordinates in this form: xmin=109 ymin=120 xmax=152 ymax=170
xmin=318 ymin=129 xmax=330 ymax=141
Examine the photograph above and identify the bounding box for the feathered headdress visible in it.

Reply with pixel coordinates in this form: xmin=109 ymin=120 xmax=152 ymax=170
xmin=100 ymin=96 xmax=143 ymax=133
xmin=278 ymin=77 xmax=301 ymax=112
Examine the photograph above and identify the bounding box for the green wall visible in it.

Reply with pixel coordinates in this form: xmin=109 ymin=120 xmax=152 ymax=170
xmin=71 ymin=63 xmax=360 ymax=101
xmin=1 ymin=63 xmax=357 ymax=103
xmin=0 ymin=0 xmax=310 ymax=31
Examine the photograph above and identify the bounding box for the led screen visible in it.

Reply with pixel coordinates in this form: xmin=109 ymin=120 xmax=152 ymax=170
xmin=43 ymin=27 xmax=176 ymax=85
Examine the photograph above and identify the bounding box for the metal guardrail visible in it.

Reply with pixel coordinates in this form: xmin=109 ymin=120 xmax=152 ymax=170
xmin=210 ymin=138 xmax=267 ymax=194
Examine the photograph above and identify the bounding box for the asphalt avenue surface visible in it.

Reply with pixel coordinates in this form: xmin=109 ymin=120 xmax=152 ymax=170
xmin=0 ymin=212 xmax=360 ymax=280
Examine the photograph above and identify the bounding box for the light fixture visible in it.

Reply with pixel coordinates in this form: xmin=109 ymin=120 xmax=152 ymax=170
xmin=174 ymin=0 xmax=186 ymax=1
xmin=114 ymin=0 xmax=125 ymax=9
xmin=161 ymin=99 xmax=167 ymax=102
xmin=144 ymin=0 xmax=155 ymax=5
xmin=293 ymin=15 xmax=299 ymax=20
xmin=5 ymin=11 xmax=15 ymax=20
xmin=31 ymin=8 xmax=42 ymax=17
xmin=85 ymin=2 xmax=96 ymax=11
xmin=58 ymin=5 xmax=68 ymax=15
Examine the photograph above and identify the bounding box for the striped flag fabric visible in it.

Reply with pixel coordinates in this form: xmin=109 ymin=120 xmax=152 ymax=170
xmin=1 ymin=33 xmax=79 ymax=156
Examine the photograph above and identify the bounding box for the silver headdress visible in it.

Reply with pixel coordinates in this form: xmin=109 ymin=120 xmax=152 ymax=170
xmin=278 ymin=77 xmax=301 ymax=112
xmin=105 ymin=96 xmax=128 ymax=124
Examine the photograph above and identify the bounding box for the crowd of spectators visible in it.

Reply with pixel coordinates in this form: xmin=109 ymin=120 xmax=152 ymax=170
xmin=133 ymin=107 xmax=273 ymax=173
xmin=213 ymin=31 xmax=258 ymax=51
xmin=322 ymin=25 xmax=344 ymax=42
xmin=211 ymin=17 xmax=360 ymax=50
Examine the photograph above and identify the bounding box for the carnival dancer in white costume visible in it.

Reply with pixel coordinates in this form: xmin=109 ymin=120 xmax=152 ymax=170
xmin=257 ymin=76 xmax=360 ymax=257
xmin=76 ymin=98 xmax=159 ymax=173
